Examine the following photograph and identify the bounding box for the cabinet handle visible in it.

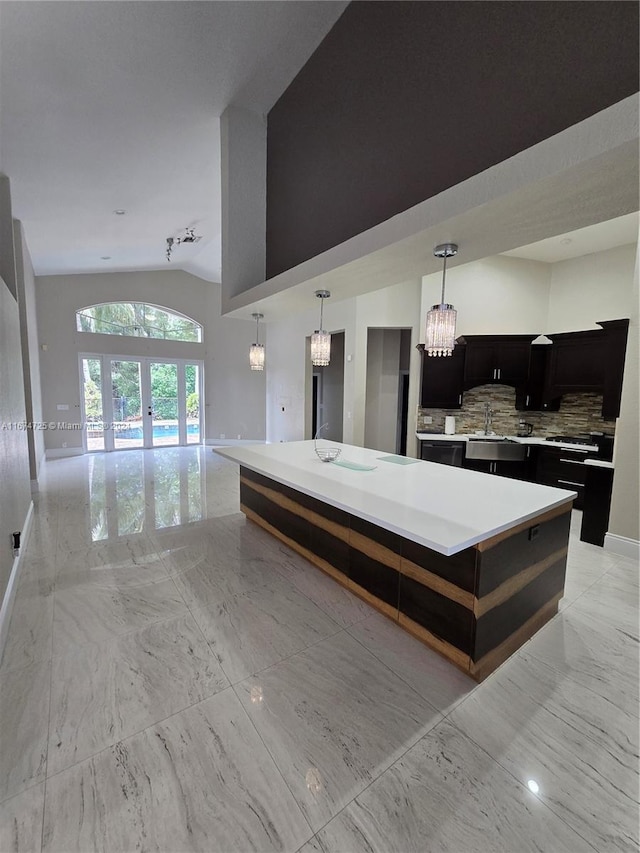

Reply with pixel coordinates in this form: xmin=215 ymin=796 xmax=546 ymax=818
xmin=458 ymin=394 xmax=462 ymax=405
xmin=560 ymin=458 xmax=585 ymax=465
xmin=525 ymin=395 xmax=530 ymax=407
xmin=558 ymin=479 xmax=583 ymax=487
xmin=497 ymin=368 xmax=501 ymax=379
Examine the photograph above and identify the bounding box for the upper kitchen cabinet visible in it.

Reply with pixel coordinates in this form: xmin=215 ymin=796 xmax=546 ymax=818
xmin=544 ymin=320 xmax=629 ymax=418
xmin=516 ymin=345 xmax=560 ymax=411
xmin=419 ymin=343 xmax=465 ymax=408
xmin=459 ymin=335 xmax=537 ymax=390
xmin=599 ymin=320 xmax=629 ymax=420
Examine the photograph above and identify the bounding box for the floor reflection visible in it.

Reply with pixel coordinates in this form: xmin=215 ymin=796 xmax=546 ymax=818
xmin=85 ymin=448 xmax=222 ymax=542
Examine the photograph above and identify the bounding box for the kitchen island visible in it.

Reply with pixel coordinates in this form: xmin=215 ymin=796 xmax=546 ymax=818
xmin=215 ymin=441 xmax=575 ymax=680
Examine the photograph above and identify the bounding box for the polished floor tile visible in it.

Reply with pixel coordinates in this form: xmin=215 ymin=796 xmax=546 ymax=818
xmin=0 ymin=783 xmax=44 ymax=853
xmin=525 ymin=604 xmax=639 ymax=717
xmin=42 ymin=690 xmax=312 ymax=853
xmin=305 ymin=719 xmax=595 ymax=853
xmin=0 ymin=575 xmax=53 ymax=673
xmin=348 ymin=612 xmax=476 ymax=713
xmin=189 ymin=580 xmax=342 ymax=684
xmin=570 ymin=574 xmax=640 ymax=640
xmin=0 ymin=660 xmax=51 ymax=802
xmin=54 ymin=535 xmax=170 ymax=591
xmin=2 ymin=448 xmax=637 ymax=852
xmin=52 ymin=577 xmax=187 ymax=657
xmin=48 ymin=612 xmax=229 ymax=776
xmin=236 ymin=630 xmax=443 ymax=831
xmin=449 ymin=651 xmax=639 ymax=852
xmin=274 ymin=547 xmax=374 ymax=628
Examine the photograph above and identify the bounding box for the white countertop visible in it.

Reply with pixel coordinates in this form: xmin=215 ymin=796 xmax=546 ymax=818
xmin=416 ymin=433 xmax=598 ymax=451
xmin=215 ymin=441 xmax=576 ymax=557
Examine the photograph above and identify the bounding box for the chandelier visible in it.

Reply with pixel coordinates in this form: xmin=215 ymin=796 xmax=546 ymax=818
xmin=425 ymin=243 xmax=458 ymax=357
xmin=310 ymin=290 xmax=331 ymax=366
xmin=249 ymin=313 xmax=265 ymax=371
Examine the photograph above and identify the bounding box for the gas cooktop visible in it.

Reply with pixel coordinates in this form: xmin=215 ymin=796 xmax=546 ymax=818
xmin=545 ymin=435 xmax=596 ymax=446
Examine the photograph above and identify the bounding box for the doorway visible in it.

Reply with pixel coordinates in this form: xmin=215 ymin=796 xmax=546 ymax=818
xmin=312 ymin=331 xmax=344 ymax=441
xmin=80 ymin=355 xmax=203 ymax=451
xmin=364 ymin=328 xmax=412 ymax=454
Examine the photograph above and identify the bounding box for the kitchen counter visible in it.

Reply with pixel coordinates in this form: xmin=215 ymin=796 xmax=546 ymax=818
xmin=215 ymin=440 xmax=574 ymax=681
xmin=216 ymin=440 xmax=575 ymax=556
xmin=416 ymin=432 xmax=598 ymax=452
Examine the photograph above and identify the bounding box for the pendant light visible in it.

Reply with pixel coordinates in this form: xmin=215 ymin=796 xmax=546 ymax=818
xmin=310 ymin=290 xmax=331 ymax=366
xmin=249 ymin=313 xmax=265 ymax=371
xmin=425 ymin=243 xmax=458 ymax=357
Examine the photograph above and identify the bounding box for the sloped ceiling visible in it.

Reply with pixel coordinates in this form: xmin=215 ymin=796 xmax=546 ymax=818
xmin=0 ymin=0 xmax=347 ymax=281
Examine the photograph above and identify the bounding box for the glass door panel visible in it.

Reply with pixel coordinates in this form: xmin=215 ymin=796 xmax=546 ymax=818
xmin=150 ymin=362 xmax=179 ymax=446
xmin=111 ymin=360 xmax=143 ymax=449
xmin=82 ymin=357 xmax=105 ymax=451
xmin=185 ymin=363 xmax=201 ymax=444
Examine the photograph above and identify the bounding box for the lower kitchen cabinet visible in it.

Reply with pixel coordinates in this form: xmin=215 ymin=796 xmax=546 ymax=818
xmin=462 ymin=458 xmax=531 ymax=480
xmin=536 ymin=445 xmax=593 ymax=510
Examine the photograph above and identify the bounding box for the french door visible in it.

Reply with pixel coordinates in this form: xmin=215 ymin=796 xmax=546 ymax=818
xmin=80 ymin=355 xmax=203 ymax=451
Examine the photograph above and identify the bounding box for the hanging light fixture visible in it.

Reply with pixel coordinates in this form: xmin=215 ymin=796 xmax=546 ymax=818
xmin=425 ymin=243 xmax=458 ymax=357
xmin=310 ymin=290 xmax=331 ymax=366
xmin=249 ymin=313 xmax=265 ymax=371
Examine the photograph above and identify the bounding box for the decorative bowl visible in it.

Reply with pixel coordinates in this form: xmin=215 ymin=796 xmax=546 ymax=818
xmin=315 ymin=447 xmax=341 ymax=463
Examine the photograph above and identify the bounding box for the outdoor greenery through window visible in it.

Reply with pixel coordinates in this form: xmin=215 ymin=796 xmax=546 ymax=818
xmin=76 ymin=302 xmax=202 ymax=342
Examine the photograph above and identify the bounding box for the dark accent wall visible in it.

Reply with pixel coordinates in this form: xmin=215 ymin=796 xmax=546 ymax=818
xmin=266 ymin=1 xmax=639 ymax=279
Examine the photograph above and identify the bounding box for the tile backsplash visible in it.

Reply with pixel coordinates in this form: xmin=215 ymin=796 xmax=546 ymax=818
xmin=417 ymin=384 xmax=616 ymax=437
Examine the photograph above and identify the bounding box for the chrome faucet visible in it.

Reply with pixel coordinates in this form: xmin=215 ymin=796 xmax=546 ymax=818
xmin=483 ymin=402 xmax=494 ymax=436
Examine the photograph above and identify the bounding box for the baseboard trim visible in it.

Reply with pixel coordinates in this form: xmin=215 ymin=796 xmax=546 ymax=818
xmin=46 ymin=447 xmax=84 ymax=459
xmin=206 ymin=439 xmax=265 ymax=446
xmin=603 ymin=533 xmax=640 ymax=561
xmin=0 ymin=500 xmax=34 ymax=664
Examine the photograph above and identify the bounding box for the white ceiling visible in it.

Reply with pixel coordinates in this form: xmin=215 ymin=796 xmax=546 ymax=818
xmin=502 ymin=212 xmax=639 ymax=263
xmin=0 ymin=0 xmax=347 ymax=281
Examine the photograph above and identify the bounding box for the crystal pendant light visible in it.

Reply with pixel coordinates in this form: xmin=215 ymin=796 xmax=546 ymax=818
xmin=249 ymin=313 xmax=265 ymax=371
xmin=310 ymin=290 xmax=331 ymax=366
xmin=425 ymin=243 xmax=458 ymax=357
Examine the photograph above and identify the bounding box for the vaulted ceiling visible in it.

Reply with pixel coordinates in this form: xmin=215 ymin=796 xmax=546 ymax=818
xmin=0 ymin=1 xmax=347 ymax=281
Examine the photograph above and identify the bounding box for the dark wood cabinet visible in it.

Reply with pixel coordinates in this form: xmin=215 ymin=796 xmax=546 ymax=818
xmin=460 ymin=335 xmax=536 ymax=390
xmin=462 ymin=457 xmax=530 ymax=480
xmin=544 ymin=329 xmax=606 ymax=398
xmin=535 ymin=444 xmax=599 ymax=510
xmin=419 ymin=344 xmax=465 ymax=409
xmin=516 ymin=346 xmax=560 ymax=411
xmin=544 ymin=320 xmax=629 ymax=418
xmin=599 ymin=320 xmax=629 ymax=420
xmin=580 ymin=464 xmax=614 ymax=546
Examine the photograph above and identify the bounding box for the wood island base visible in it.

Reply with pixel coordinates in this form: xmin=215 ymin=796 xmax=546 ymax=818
xmin=239 ymin=466 xmax=572 ymax=682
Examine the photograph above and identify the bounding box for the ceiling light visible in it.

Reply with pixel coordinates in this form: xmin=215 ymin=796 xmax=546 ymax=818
xmin=250 ymin=313 xmax=265 ymax=371
xmin=311 ymin=290 xmax=331 ymax=366
xmin=425 ymin=243 xmax=458 ymax=357
xmin=165 ymin=227 xmax=203 ymax=261
xmin=114 ymin=209 xmax=126 ymax=215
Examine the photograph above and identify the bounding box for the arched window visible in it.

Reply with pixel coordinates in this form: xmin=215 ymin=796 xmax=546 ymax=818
xmin=76 ymin=302 xmax=202 ymax=343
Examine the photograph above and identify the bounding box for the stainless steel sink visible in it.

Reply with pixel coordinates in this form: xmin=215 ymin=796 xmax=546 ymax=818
xmin=465 ymin=439 xmax=526 ymax=461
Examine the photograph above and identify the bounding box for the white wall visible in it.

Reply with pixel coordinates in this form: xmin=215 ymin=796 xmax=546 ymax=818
xmin=14 ymin=220 xmax=44 ymax=479
xmin=0 ymin=275 xmax=31 ymax=601
xmin=266 ymin=278 xmax=422 ymax=452
xmin=221 ymin=105 xmax=266 ymax=303
xmin=607 ymin=245 xmax=639 ymax=549
xmin=364 ymin=328 xmax=402 ymax=453
xmin=421 ymin=255 xmax=551 ymax=337
xmin=320 ymin=331 xmax=344 ymax=441
xmin=546 ymin=243 xmax=637 ymax=332
xmin=35 ymin=270 xmax=266 ymax=452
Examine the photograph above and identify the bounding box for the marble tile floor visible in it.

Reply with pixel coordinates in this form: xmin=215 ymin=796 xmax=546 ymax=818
xmin=0 ymin=447 xmax=637 ymax=852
